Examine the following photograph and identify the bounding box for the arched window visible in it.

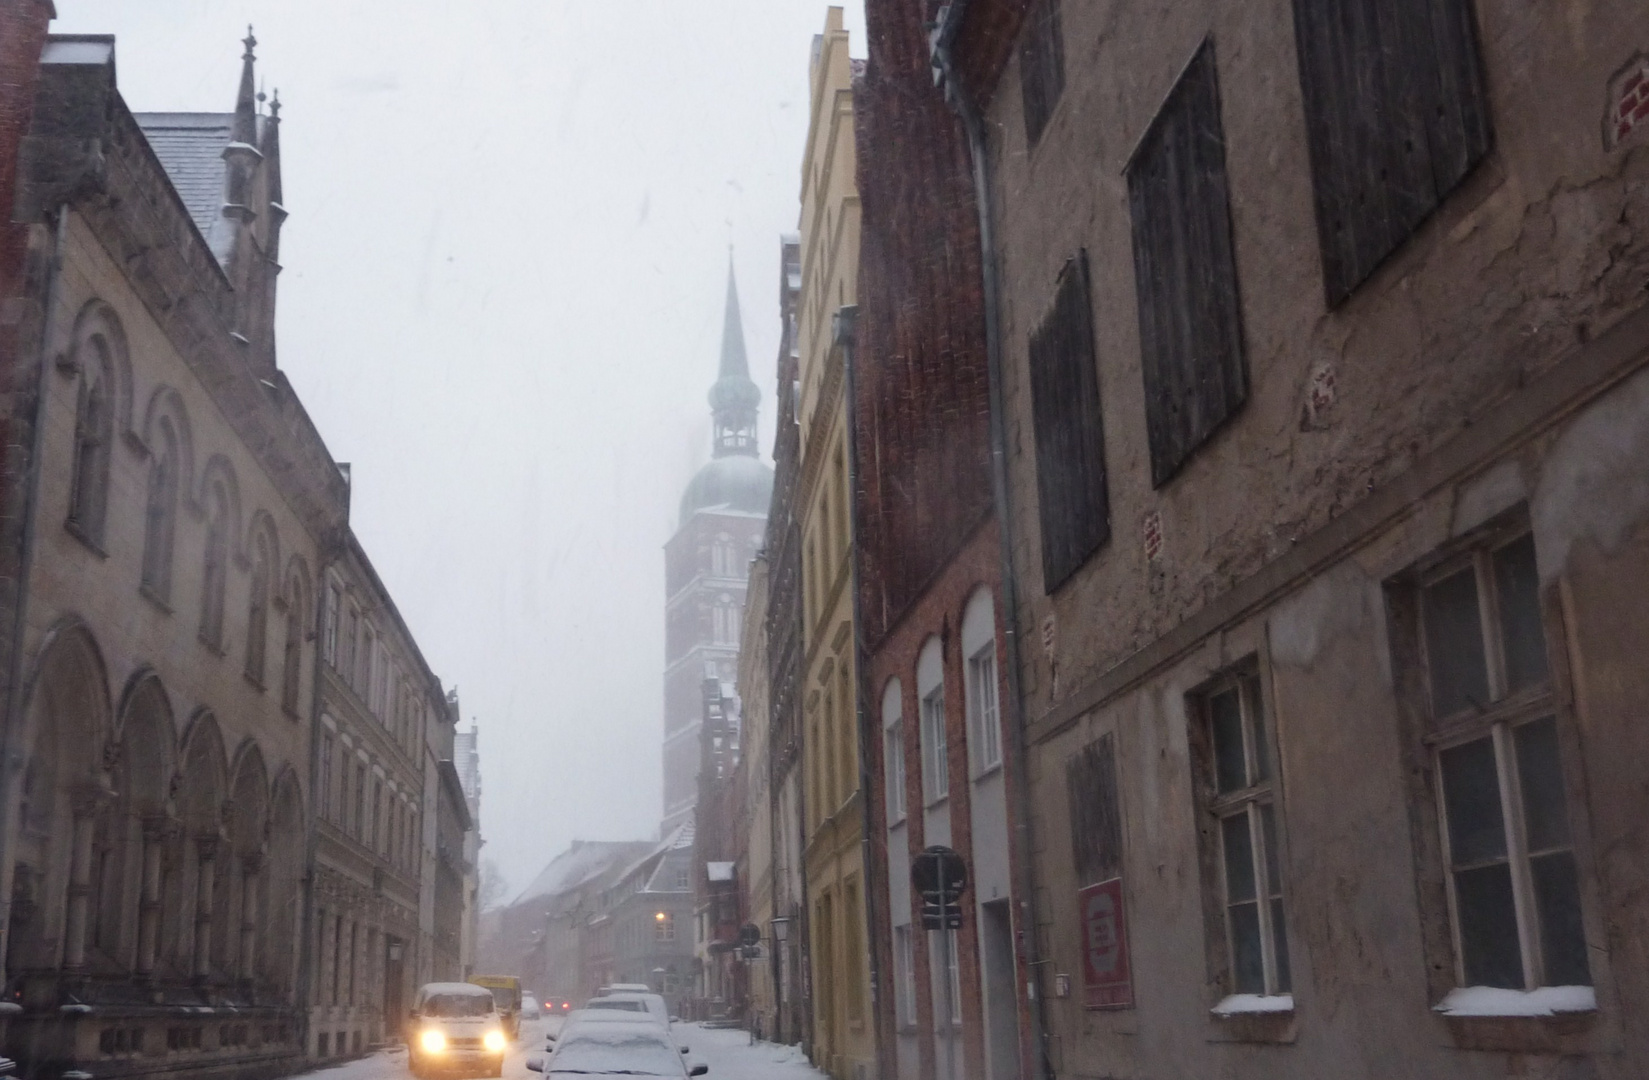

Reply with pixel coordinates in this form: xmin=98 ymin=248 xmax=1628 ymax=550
xmin=200 ymin=484 xmax=229 ymax=648
xmin=281 ymin=574 xmax=303 ymax=714
xmin=141 ymin=419 xmax=179 ymax=598
xmin=68 ymin=340 xmax=113 ymax=543
xmin=245 ymin=535 xmax=271 ymax=685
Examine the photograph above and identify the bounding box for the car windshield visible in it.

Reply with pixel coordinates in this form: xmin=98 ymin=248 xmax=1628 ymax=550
xmin=583 ymin=1000 xmax=645 ymax=1013
xmin=421 ymin=993 xmax=494 ymax=1018
xmin=548 ymin=1031 xmax=682 ymax=1076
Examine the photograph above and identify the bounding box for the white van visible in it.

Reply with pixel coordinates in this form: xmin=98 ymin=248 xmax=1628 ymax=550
xmin=408 ymin=982 xmax=510 ymax=1079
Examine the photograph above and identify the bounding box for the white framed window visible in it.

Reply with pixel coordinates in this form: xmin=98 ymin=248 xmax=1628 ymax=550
xmin=921 ymin=685 xmax=948 ymax=804
xmin=1418 ymin=530 xmax=1589 ymax=992
xmin=966 ymin=644 xmax=1001 ymax=774
xmin=1196 ymin=671 xmax=1289 ymax=998
xmin=884 ymin=719 xmax=906 ymax=824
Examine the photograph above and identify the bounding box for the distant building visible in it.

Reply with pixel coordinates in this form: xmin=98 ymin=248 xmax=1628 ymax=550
xmin=429 ymin=693 xmax=473 ymax=985
xmin=734 ymin=550 xmax=774 ymax=1037
xmin=308 ymin=537 xmax=454 ymax=1058
xmin=762 ymin=233 xmax=807 ymax=1048
xmin=794 ymin=13 xmax=872 ymax=1080
xmin=453 ymin=722 xmax=482 ymax=979
xmin=586 ymin=827 xmax=696 ymax=1014
xmin=691 ymin=677 xmax=743 ymax=1017
xmin=499 ymin=840 xmax=654 ymax=1005
xmin=661 ymin=263 xmax=772 ymax=834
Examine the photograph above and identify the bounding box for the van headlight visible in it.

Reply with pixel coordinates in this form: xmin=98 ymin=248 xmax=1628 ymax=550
xmin=483 ymin=1030 xmax=507 ymax=1053
xmin=419 ymin=1029 xmax=447 ymax=1054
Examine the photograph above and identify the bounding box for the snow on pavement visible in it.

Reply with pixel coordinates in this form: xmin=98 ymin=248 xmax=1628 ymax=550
xmin=284 ymin=1019 xmax=826 ymax=1080
xmin=678 ymin=1023 xmax=826 ymax=1080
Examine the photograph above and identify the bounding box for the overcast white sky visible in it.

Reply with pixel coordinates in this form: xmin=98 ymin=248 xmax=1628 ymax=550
xmin=52 ymin=0 xmax=867 ymax=897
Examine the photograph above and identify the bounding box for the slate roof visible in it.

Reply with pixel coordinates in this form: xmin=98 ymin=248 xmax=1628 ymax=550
xmin=133 ymin=112 xmax=240 ymax=261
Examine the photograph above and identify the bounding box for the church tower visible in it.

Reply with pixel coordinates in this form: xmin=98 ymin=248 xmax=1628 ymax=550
xmin=661 ymin=259 xmax=773 ymax=835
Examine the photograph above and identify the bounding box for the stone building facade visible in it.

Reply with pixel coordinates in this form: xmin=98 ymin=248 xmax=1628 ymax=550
xmin=661 ymin=265 xmax=771 ymax=836
xmin=0 ymin=30 xmax=338 ymax=1080
xmin=430 ymin=694 xmax=473 ymax=987
xmin=0 ymin=27 xmax=475 ymax=1080
xmin=733 ymin=555 xmax=773 ymax=1036
xmin=761 ymin=233 xmax=809 ymax=1050
xmin=793 ymin=14 xmax=871 ymax=1079
xmin=910 ymin=0 xmax=1649 ymax=1076
xmin=306 ymin=537 xmax=451 ymax=1058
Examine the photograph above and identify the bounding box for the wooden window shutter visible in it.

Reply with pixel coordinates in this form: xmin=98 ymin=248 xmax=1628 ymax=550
xmin=1018 ymin=0 xmax=1066 ymax=147
xmin=1127 ymin=39 xmax=1247 ymax=487
xmin=1028 ymin=251 xmax=1110 ymax=592
xmin=1067 ymin=733 xmax=1124 ymax=886
xmin=1291 ymin=0 xmax=1492 ymax=305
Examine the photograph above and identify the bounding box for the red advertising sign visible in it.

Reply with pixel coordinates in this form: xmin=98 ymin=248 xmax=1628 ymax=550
xmin=1078 ymin=878 xmax=1133 ymax=1009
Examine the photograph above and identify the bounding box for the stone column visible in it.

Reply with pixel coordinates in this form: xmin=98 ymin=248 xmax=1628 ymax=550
xmin=135 ymin=818 xmax=169 ymax=977
xmin=193 ymin=837 xmax=218 ymax=979
xmin=62 ymin=787 xmax=107 ymax=970
xmin=238 ymin=854 xmax=261 ymax=985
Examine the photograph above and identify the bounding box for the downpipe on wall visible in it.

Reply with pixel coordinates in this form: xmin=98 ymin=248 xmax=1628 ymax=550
xmin=930 ymin=7 xmax=1054 ymax=1079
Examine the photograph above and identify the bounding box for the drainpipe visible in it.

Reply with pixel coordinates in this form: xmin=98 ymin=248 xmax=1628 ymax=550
xmin=835 ymin=305 xmax=886 ymax=1078
xmin=930 ymin=8 xmax=1053 ymax=1079
xmin=0 ymin=203 xmax=68 ymax=979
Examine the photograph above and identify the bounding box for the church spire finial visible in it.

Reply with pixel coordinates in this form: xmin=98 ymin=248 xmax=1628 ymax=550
xmin=708 ymin=254 xmax=759 ymax=458
xmin=233 ymin=25 xmax=258 ymax=145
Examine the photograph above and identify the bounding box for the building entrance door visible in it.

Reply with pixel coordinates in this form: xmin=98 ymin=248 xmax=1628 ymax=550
xmin=980 ymin=900 xmax=1019 ymax=1080
xmin=384 ymin=938 xmax=406 ymax=1043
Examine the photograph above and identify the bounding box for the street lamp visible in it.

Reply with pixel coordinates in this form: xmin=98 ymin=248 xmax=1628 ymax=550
xmin=768 ymin=918 xmax=792 ymax=1044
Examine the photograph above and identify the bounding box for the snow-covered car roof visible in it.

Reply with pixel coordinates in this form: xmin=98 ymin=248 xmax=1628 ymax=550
xmin=418 ymin=982 xmax=494 ymax=997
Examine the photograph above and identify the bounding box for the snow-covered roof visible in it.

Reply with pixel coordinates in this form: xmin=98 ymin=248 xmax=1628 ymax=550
xmin=512 ymin=840 xmax=655 ymax=907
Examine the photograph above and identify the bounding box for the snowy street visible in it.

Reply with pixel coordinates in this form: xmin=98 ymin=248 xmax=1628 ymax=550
xmin=289 ymin=1017 xmax=827 ymax=1080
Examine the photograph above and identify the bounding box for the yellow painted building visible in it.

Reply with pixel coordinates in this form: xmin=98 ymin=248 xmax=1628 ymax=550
xmin=796 ymin=10 xmax=868 ymax=1079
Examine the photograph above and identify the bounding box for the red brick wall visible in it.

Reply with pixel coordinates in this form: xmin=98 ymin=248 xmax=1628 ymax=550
xmin=855 ymin=4 xmax=1036 ymax=1077
xmin=0 ymin=0 xmax=53 ymax=780
xmin=951 ymin=0 xmax=1033 ymax=111
xmin=0 ymin=0 xmax=53 ymax=326
xmin=854 ymin=0 xmax=994 ymax=651
xmin=863 ymin=525 xmax=1019 ymax=1080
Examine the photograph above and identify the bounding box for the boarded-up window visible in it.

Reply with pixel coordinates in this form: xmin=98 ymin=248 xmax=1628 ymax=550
xmin=1028 ymin=253 xmax=1110 ymax=592
xmin=1068 ymin=733 xmax=1123 ymax=886
xmin=1127 ymin=40 xmax=1247 ymax=487
xmin=1018 ymin=0 xmax=1065 ymax=147
xmin=1292 ymin=0 xmax=1492 ymax=305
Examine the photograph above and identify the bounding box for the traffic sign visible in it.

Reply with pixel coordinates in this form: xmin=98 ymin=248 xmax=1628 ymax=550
xmin=911 ymin=846 xmax=968 ymax=930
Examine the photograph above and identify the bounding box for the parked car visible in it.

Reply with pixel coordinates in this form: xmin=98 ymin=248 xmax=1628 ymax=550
xmin=582 ymin=993 xmax=670 ymax=1027
xmin=547 ymin=1009 xmax=689 ymax=1057
xmin=408 ymin=982 xmax=509 ymax=1079
xmin=521 ymin=995 xmax=541 ymax=1021
xmin=528 ymin=1023 xmax=705 ymax=1079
